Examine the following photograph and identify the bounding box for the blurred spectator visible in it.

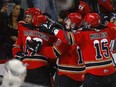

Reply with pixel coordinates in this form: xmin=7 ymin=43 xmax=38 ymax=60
xmin=111 ymin=0 xmax=116 ymax=10
xmin=7 ymin=2 xmax=15 ymax=16
xmin=0 ymin=1 xmax=8 ymax=59
xmin=7 ymin=0 xmax=21 ymax=16
xmin=26 ymin=0 xmax=33 ymax=8
xmin=6 ymin=4 xmax=24 ymax=58
xmin=12 ymin=0 xmax=21 ymax=4
xmin=31 ymin=0 xmax=58 ymax=21
xmin=32 ymin=0 xmax=51 ymax=14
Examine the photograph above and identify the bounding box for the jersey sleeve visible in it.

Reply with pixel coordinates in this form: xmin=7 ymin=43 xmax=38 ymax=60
xmin=107 ymin=22 xmax=116 ymax=29
xmin=109 ymin=28 xmax=116 ymax=40
xmin=46 ymin=34 xmax=58 ymax=46
xmin=40 ymin=38 xmax=71 ymax=60
xmin=53 ymin=38 xmax=71 ymax=55
xmin=40 ymin=46 xmax=57 ymax=60
xmin=106 ymin=22 xmax=116 ymax=40
xmin=55 ymin=30 xmax=70 ymax=44
xmin=12 ymin=24 xmax=23 ymax=57
xmin=107 ymin=27 xmax=116 ymax=40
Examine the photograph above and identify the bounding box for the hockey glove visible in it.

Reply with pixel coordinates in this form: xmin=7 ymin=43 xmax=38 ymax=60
xmin=15 ymin=51 xmax=25 ymax=61
xmin=39 ymin=25 xmax=55 ymax=35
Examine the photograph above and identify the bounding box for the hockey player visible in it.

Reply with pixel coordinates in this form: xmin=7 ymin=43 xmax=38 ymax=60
xmin=82 ymin=13 xmax=116 ymax=87
xmin=12 ymin=8 xmax=57 ymax=86
xmin=40 ymin=12 xmax=116 ymax=87
xmin=55 ymin=13 xmax=86 ymax=87
xmin=39 ymin=13 xmax=86 ymax=87
xmin=47 ymin=13 xmax=116 ymax=87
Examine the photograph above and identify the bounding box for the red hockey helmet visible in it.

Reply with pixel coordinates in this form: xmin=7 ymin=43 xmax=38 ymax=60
xmin=32 ymin=15 xmax=47 ymax=27
xmin=84 ymin=13 xmax=101 ymax=27
xmin=25 ymin=8 xmax=41 ymax=16
xmin=67 ymin=13 xmax=82 ymax=27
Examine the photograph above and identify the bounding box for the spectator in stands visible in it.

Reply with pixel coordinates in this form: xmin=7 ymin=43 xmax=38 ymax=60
xmin=6 ymin=4 xmax=24 ymax=58
xmin=32 ymin=0 xmax=51 ymax=14
xmin=111 ymin=0 xmax=116 ymax=10
xmin=7 ymin=0 xmax=21 ymax=16
xmin=0 ymin=1 xmax=8 ymax=59
xmin=0 ymin=2 xmax=9 ymax=80
xmin=26 ymin=0 xmax=33 ymax=8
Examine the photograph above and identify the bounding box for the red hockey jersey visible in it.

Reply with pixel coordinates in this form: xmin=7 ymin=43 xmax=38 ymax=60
xmin=57 ymin=44 xmax=86 ymax=81
xmin=41 ymin=34 xmax=86 ymax=81
xmin=12 ymin=22 xmax=57 ymax=69
xmin=56 ymin=27 xmax=116 ymax=76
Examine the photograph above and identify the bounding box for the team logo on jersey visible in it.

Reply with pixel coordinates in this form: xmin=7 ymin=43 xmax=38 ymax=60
xmin=25 ymin=36 xmax=43 ymax=56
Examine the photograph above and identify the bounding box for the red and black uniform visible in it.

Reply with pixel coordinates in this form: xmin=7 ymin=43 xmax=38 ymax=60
xmin=41 ymin=32 xmax=86 ymax=87
xmin=57 ymin=27 xmax=116 ymax=76
xmin=55 ymin=27 xmax=116 ymax=87
xmin=12 ymin=21 xmax=57 ymax=86
xmin=54 ymin=32 xmax=86 ymax=82
xmin=12 ymin=22 xmax=57 ymax=69
xmin=57 ymin=44 xmax=86 ymax=87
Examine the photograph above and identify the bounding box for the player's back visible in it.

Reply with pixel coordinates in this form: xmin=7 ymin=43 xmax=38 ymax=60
xmin=76 ymin=27 xmax=116 ymax=76
xmin=58 ymin=44 xmax=86 ymax=81
xmin=13 ymin=23 xmax=57 ymax=69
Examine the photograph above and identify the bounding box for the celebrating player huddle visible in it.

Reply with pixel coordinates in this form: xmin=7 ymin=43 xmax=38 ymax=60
xmin=10 ymin=0 xmax=116 ymax=87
